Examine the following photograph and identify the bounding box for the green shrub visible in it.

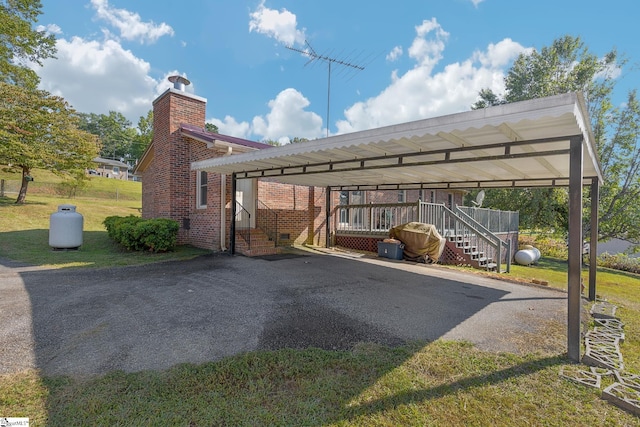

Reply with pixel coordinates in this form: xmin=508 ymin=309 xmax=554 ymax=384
xmin=598 ymin=253 xmax=640 ymax=275
xmin=519 ymin=234 xmax=568 ymax=259
xmin=103 ymin=216 xmax=178 ymax=252
xmin=134 ymin=218 xmax=179 ymax=252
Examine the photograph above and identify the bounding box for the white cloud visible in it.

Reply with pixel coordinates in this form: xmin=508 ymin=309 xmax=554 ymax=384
xmin=208 ymin=116 xmax=252 ymax=139
xmin=408 ymin=18 xmax=449 ymax=71
xmin=335 ymin=20 xmax=527 ymax=134
xmin=386 ymin=46 xmax=403 ymax=62
xmin=34 ymin=35 xmax=163 ymax=122
xmin=249 ymin=0 xmax=306 ymax=46
xmin=90 ymin=0 xmax=174 ymax=44
xmin=251 ymin=88 xmax=323 ymax=141
xmin=36 ymin=24 xmax=62 ymax=35
xmin=471 ymin=0 xmax=485 ymax=7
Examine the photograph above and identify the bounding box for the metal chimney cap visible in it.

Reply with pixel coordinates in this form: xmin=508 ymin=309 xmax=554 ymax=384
xmin=168 ymin=75 xmax=191 ymax=91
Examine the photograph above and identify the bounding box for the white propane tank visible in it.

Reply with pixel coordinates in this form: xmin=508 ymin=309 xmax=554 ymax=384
xmin=514 ymin=249 xmax=536 ymax=265
xmin=49 ymin=204 xmax=83 ymax=249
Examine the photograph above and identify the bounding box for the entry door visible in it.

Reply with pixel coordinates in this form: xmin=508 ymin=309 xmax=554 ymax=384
xmin=235 ymin=178 xmax=256 ymax=228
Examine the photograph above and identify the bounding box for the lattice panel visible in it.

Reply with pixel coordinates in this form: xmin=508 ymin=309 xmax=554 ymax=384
xmin=335 ymin=235 xmax=381 ymax=253
xmin=440 ymin=240 xmax=469 ymax=266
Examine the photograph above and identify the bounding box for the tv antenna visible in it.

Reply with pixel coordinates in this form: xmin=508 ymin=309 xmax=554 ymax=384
xmin=287 ymin=40 xmax=369 ymax=137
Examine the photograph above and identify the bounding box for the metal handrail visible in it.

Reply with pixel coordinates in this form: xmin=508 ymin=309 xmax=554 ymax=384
xmin=454 ymin=206 xmax=511 ymax=272
xmin=235 ymin=202 xmax=251 ymax=250
xmin=457 ymin=206 xmax=519 ymax=233
xmin=257 ymin=199 xmax=279 ymax=246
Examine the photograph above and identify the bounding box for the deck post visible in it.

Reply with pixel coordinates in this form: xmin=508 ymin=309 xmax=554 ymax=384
xmin=589 ymin=177 xmax=599 ymax=301
xmin=568 ymin=136 xmax=584 ymax=362
xmin=325 ymin=186 xmax=331 ymax=248
xmin=230 ymin=173 xmax=237 ymax=255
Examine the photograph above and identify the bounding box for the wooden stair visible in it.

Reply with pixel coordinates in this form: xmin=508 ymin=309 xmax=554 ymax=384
xmin=440 ymin=235 xmax=498 ymax=271
xmin=235 ymin=228 xmax=280 ymax=257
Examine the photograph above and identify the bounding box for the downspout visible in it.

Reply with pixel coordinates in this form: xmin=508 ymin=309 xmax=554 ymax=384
xmin=220 ymin=146 xmax=233 ymax=252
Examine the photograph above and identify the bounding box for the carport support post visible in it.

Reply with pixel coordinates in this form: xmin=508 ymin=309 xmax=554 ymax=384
xmin=568 ymin=136 xmax=584 ymax=362
xmin=589 ymin=177 xmax=599 ymax=302
xmin=325 ymin=186 xmax=331 ymax=248
xmin=230 ymin=173 xmax=237 ymax=255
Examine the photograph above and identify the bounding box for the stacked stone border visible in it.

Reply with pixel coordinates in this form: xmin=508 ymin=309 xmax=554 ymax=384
xmin=560 ymin=300 xmax=640 ymax=416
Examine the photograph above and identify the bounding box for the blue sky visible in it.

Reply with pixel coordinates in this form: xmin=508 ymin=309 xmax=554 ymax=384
xmin=34 ymin=0 xmax=639 ymax=144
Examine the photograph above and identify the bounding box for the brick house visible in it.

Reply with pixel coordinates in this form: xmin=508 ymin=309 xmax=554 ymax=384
xmin=135 ymin=77 xmax=465 ymax=255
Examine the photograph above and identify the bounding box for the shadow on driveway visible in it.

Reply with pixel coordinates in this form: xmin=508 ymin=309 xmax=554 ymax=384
xmin=0 ymin=251 xmax=566 ymax=377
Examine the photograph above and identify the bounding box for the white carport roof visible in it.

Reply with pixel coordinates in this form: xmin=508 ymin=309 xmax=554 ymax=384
xmin=194 ymin=91 xmax=601 ymax=362
xmin=192 ymin=92 xmax=601 ymax=189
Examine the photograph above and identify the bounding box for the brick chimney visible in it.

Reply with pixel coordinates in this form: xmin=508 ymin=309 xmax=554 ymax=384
xmin=143 ymin=76 xmax=207 ymax=241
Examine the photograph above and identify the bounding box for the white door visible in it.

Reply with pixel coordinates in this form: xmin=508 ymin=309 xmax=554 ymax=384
xmin=235 ymin=178 xmax=256 ymax=228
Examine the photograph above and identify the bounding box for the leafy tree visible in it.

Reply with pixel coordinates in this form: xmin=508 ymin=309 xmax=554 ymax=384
xmin=0 ymin=0 xmax=56 ymax=89
xmin=131 ymin=109 xmax=153 ymax=162
xmin=78 ymin=111 xmax=136 ymax=160
xmin=473 ymin=36 xmax=639 ymax=245
xmin=205 ymin=122 xmax=219 ymax=133
xmin=0 ymin=82 xmax=100 ymax=203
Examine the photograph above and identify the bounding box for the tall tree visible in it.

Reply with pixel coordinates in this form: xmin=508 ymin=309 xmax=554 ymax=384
xmin=132 ymin=109 xmax=153 ymax=162
xmin=473 ymin=36 xmax=639 ymax=245
xmin=78 ymin=111 xmax=136 ymax=160
xmin=0 ymin=0 xmax=56 ymax=89
xmin=0 ymin=82 xmax=100 ymax=203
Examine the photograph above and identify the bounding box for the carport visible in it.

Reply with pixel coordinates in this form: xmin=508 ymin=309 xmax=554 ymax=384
xmin=192 ymin=92 xmax=602 ymax=361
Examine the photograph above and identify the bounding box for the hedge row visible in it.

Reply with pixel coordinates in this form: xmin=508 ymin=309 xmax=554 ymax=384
xmin=103 ymin=215 xmax=179 ymax=252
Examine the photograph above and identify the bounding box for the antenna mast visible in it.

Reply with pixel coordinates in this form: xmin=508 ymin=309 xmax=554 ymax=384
xmin=287 ymin=40 xmax=366 ymax=137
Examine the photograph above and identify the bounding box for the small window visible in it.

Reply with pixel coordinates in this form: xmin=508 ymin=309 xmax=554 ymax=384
xmin=430 ymin=190 xmax=436 ymax=204
xmin=447 ymin=193 xmax=454 ymax=210
xmin=197 ymin=171 xmax=208 ymax=208
xmin=397 ymin=190 xmax=406 ymax=203
xmin=113 ymin=166 xmax=120 ymax=175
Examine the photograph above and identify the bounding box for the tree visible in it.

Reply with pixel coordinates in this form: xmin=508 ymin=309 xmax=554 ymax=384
xmin=0 ymin=0 xmax=56 ymax=89
xmin=290 ymin=137 xmax=309 ymax=143
xmin=473 ymin=36 xmax=639 ymax=245
xmin=78 ymin=111 xmax=136 ymax=160
xmin=205 ymin=122 xmax=219 ymax=133
xmin=132 ymin=109 xmax=153 ymax=162
xmin=0 ymin=82 xmax=100 ymax=203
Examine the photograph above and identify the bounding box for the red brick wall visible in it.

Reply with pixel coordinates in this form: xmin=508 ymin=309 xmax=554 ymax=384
xmin=258 ymin=181 xmax=327 ymax=247
xmin=142 ymin=88 xmax=206 ymax=244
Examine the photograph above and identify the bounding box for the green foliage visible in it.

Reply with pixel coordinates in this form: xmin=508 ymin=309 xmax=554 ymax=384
xmin=484 ymin=188 xmax=568 ymax=231
xmin=0 ymin=82 xmax=101 ymax=203
xmin=103 ymin=215 xmax=179 ymax=252
xmin=78 ymin=111 xmax=136 ymax=160
xmin=289 ymin=136 xmax=309 ymax=143
xmin=0 ymin=0 xmax=56 ymax=89
xmin=78 ymin=109 xmax=154 ymax=165
xmin=519 ymin=234 xmax=569 ymax=259
xmin=598 ymin=253 xmax=640 ymax=275
xmin=473 ymin=35 xmax=639 ymax=247
xmin=204 ymin=122 xmax=219 ymax=133
xmin=55 ymin=176 xmax=90 ymax=198
xmin=133 ymin=109 xmax=153 ymax=160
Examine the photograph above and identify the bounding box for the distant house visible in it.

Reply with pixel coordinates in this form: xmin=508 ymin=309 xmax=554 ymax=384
xmin=91 ymin=157 xmax=130 ymax=180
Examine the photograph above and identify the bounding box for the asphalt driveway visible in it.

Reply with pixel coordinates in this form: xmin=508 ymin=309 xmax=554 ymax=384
xmin=0 ymin=250 xmax=568 ymax=376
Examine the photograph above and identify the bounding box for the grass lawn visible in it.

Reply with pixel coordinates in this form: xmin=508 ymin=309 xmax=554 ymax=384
xmin=1 ymin=168 xmax=640 ymax=424
xmin=0 ymin=170 xmax=209 ymax=268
